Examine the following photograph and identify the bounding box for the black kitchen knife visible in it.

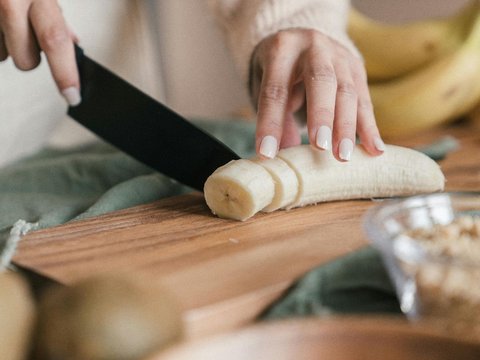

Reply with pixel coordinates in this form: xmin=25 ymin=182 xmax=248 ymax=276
xmin=68 ymin=45 xmax=240 ymax=192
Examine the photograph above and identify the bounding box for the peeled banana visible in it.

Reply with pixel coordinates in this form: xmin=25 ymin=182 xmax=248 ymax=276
xmin=370 ymin=7 xmax=480 ymax=138
xmin=348 ymin=1 xmax=479 ymax=80
xmin=204 ymin=145 xmax=445 ymax=221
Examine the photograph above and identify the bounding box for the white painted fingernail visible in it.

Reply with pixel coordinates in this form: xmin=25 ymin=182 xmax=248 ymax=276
xmin=339 ymin=138 xmax=354 ymax=161
xmin=374 ymin=137 xmax=386 ymax=152
xmin=61 ymin=87 xmax=81 ymax=106
xmin=259 ymin=135 xmax=278 ymax=159
xmin=315 ymin=126 xmax=332 ymax=150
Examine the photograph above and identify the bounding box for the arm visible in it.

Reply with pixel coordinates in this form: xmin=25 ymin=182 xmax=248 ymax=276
xmin=207 ymin=0 xmax=385 ymax=161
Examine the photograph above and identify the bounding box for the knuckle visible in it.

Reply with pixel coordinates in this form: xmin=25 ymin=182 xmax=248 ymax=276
xmin=14 ymin=55 xmax=41 ymax=71
xmin=337 ymin=82 xmax=357 ymax=98
xmin=358 ymin=97 xmax=373 ymax=111
xmin=0 ymin=0 xmax=18 ymax=18
xmin=260 ymin=82 xmax=289 ymax=106
xmin=351 ymin=64 xmax=368 ymax=83
xmin=264 ymin=118 xmax=283 ymax=131
xmin=269 ymin=31 xmax=295 ymax=53
xmin=312 ymin=107 xmax=335 ymax=121
xmin=339 ymin=118 xmax=356 ymax=128
xmin=38 ymin=26 xmax=69 ymax=52
xmin=304 ymin=29 xmax=323 ymax=43
xmin=307 ymin=63 xmax=336 ymax=84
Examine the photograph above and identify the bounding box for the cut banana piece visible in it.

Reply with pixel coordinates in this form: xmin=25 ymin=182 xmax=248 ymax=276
xmin=278 ymin=145 xmax=444 ymax=208
xmin=204 ymin=159 xmax=275 ymax=221
xmin=204 ymin=145 xmax=445 ymax=221
xmin=253 ymin=157 xmax=299 ymax=212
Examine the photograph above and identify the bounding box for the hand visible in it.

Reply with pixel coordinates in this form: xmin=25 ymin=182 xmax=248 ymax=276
xmin=249 ymin=28 xmax=385 ymax=161
xmin=0 ymin=0 xmax=80 ymax=105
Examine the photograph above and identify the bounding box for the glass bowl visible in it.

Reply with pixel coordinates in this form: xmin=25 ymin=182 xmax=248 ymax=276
xmin=363 ymin=192 xmax=480 ymax=336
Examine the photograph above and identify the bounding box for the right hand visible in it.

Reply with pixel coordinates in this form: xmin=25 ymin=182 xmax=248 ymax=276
xmin=0 ymin=0 xmax=81 ymax=105
xmin=249 ymin=29 xmax=385 ymax=162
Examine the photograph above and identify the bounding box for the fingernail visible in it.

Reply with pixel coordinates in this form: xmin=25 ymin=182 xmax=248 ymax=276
xmin=339 ymin=138 xmax=354 ymax=161
xmin=259 ymin=135 xmax=278 ymax=159
xmin=315 ymin=126 xmax=332 ymax=150
xmin=374 ymin=137 xmax=386 ymax=152
xmin=61 ymin=87 xmax=81 ymax=106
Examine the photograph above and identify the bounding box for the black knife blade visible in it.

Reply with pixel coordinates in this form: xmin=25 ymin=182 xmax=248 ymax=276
xmin=68 ymin=45 xmax=240 ymax=192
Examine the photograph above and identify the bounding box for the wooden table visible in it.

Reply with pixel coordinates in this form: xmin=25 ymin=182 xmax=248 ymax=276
xmin=13 ymin=120 xmax=480 ymax=338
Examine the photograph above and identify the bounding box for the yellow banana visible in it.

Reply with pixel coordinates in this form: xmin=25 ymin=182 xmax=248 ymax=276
xmin=348 ymin=1 xmax=480 ymax=81
xmin=370 ymin=8 xmax=480 ymax=139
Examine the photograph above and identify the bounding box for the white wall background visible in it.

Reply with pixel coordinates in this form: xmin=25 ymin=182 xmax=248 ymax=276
xmin=154 ymin=1 xmax=251 ymax=120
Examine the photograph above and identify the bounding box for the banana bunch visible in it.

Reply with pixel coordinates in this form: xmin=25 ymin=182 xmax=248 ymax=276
xmin=348 ymin=1 xmax=480 ymax=138
xmin=204 ymin=145 xmax=444 ymax=221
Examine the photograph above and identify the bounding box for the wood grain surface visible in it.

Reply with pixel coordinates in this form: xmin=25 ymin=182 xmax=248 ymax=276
xmin=149 ymin=316 xmax=480 ymax=360
xmin=13 ymin=120 xmax=480 ymax=338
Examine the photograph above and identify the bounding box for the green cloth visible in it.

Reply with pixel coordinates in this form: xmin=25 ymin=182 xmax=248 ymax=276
xmin=0 ymin=119 xmax=454 ymax=319
xmin=0 ymin=120 xmax=257 ymax=246
xmin=260 ymin=246 xmax=401 ymax=320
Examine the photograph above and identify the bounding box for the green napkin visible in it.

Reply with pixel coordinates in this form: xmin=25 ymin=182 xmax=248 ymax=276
xmin=0 ymin=119 xmax=257 ymax=249
xmin=260 ymin=246 xmax=401 ymax=320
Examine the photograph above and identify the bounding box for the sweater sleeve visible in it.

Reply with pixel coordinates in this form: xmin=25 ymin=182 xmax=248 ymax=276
xmin=207 ymin=0 xmax=360 ymax=82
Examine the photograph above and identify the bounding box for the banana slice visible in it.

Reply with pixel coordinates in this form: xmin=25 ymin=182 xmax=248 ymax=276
xmin=204 ymin=145 xmax=445 ymax=221
xmin=204 ymin=159 xmax=275 ymax=221
xmin=253 ymin=157 xmax=299 ymax=212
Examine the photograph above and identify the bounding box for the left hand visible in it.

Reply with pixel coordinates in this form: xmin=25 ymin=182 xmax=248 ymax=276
xmin=249 ymin=28 xmax=385 ymax=161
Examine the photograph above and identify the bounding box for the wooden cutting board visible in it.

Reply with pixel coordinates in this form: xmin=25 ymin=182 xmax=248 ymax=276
xmin=13 ymin=121 xmax=480 ymax=339
xmin=150 ymin=317 xmax=480 ymax=360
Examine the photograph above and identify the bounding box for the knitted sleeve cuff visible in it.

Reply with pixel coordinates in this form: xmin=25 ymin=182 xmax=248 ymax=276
xmin=207 ymin=0 xmax=360 ymax=82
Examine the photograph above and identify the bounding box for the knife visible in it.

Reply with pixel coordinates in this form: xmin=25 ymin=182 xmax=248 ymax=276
xmin=68 ymin=45 xmax=240 ymax=192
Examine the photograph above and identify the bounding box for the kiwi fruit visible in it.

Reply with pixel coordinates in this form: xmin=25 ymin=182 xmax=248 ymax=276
xmin=34 ymin=273 xmax=183 ymax=360
xmin=0 ymin=270 xmax=36 ymax=360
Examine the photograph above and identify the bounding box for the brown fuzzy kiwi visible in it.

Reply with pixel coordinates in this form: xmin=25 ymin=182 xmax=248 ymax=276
xmin=0 ymin=270 xmax=36 ymax=360
xmin=33 ymin=273 xmax=183 ymax=360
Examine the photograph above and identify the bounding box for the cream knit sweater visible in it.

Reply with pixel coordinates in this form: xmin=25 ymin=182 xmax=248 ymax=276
xmin=0 ymin=0 xmax=354 ymax=166
xmin=208 ymin=0 xmax=358 ymax=80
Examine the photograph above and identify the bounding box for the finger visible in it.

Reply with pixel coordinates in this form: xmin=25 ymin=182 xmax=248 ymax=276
xmin=352 ymin=61 xmax=385 ymax=155
xmin=287 ymin=82 xmax=305 ymax=115
xmin=30 ymin=0 xmax=80 ymax=105
xmin=0 ymin=32 xmax=8 ymax=61
xmin=332 ymin=60 xmax=358 ymax=162
xmin=68 ymin=25 xmax=79 ymax=43
xmin=283 ymin=82 xmax=306 ymax=149
xmin=279 ymin=112 xmax=301 ymax=149
xmin=0 ymin=1 xmax=41 ymax=70
xmin=303 ymin=51 xmax=337 ymax=151
xmin=256 ymin=34 xmax=299 ymax=159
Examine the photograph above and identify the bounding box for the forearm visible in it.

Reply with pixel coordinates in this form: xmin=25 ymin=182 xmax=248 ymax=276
xmin=207 ymin=0 xmax=359 ymax=80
